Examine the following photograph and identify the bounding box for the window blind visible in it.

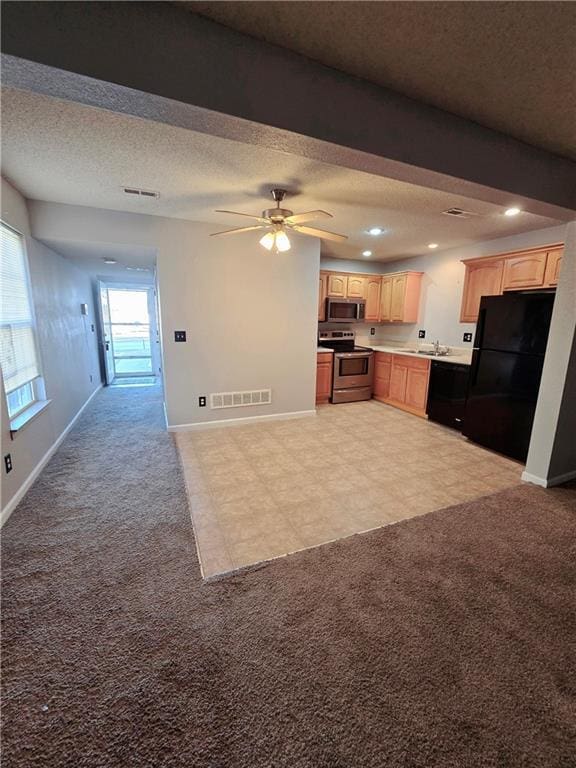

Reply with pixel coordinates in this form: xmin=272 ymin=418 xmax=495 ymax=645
xmin=0 ymin=224 xmax=40 ymax=393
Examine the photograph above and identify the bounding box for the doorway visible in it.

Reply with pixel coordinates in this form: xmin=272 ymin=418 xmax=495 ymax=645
xmin=98 ymin=282 xmax=160 ymax=385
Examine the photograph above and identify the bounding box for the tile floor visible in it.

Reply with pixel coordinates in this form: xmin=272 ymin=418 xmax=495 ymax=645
xmin=176 ymin=401 xmax=522 ymax=578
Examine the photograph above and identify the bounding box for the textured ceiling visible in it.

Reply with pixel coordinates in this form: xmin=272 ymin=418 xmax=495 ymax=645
xmin=184 ymin=1 xmax=576 ymax=160
xmin=1 ymin=87 xmax=562 ymax=264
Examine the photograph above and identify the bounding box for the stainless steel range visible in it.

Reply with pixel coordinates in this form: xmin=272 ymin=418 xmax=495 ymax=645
xmin=318 ymin=330 xmax=374 ymax=403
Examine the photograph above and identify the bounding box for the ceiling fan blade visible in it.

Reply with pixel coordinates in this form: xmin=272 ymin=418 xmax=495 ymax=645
xmin=215 ymin=209 xmax=268 ymax=223
xmin=290 ymin=224 xmax=347 ymax=243
xmin=284 ymin=210 xmax=333 ymax=225
xmin=210 ymin=225 xmax=267 ymax=237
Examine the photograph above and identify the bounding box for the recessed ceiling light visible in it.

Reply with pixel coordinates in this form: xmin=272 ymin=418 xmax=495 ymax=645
xmin=367 ymin=227 xmax=384 ymax=236
xmin=362 ymin=250 xmax=372 ymax=257
xmin=505 ymin=207 xmax=521 ymax=217
xmin=428 ymin=243 xmax=439 ymax=249
xmin=102 ymin=258 xmax=117 ymax=264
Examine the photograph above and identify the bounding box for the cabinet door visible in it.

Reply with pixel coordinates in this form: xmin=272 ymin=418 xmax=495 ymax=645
xmin=502 ymin=250 xmax=547 ymax=290
xmin=316 ymin=355 xmax=333 ymax=404
xmin=364 ymin=277 xmax=381 ymax=321
xmin=347 ymin=275 xmax=367 ymax=299
xmin=405 ymin=365 xmax=430 ymax=413
xmin=318 ymin=274 xmax=328 ymax=321
xmin=327 ymin=274 xmax=348 ymax=297
xmin=389 ymin=359 xmax=408 ymax=402
xmin=544 ymin=248 xmax=563 ymax=287
xmin=460 ymin=260 xmax=503 ymax=323
xmin=380 ymin=277 xmax=393 ymax=321
xmin=390 ymin=275 xmax=407 ymax=321
xmin=374 ymin=352 xmax=392 ymax=399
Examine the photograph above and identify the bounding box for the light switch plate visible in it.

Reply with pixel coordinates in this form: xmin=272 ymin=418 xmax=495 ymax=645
xmin=418 ymin=330 xmax=426 ymax=339
xmin=174 ymin=330 xmax=186 ymax=342
xmin=463 ymin=332 xmax=473 ymax=343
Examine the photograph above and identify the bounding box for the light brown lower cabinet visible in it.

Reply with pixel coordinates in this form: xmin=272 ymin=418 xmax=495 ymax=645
xmin=373 ymin=352 xmax=392 ymax=399
xmin=373 ymin=352 xmax=430 ymax=417
xmin=316 ymin=352 xmax=333 ymax=405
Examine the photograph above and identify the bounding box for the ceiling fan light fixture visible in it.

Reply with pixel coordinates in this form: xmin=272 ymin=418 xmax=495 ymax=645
xmin=259 ymin=229 xmax=291 ymax=252
xmin=275 ymin=230 xmax=291 ymax=252
xmin=259 ymin=231 xmax=275 ymax=251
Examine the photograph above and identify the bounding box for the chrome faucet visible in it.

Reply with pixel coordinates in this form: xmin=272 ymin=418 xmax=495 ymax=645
xmin=433 ymin=339 xmax=441 ymax=354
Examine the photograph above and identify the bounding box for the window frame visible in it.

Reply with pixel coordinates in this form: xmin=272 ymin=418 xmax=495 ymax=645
xmin=0 ymin=220 xmax=47 ymax=430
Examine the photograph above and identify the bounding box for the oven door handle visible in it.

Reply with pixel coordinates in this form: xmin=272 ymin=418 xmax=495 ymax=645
xmin=336 ymin=352 xmax=373 ymax=358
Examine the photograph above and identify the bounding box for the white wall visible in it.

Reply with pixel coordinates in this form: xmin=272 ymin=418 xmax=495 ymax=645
xmin=29 ymin=201 xmax=320 ymax=428
xmin=323 ymin=225 xmax=567 ymax=348
xmin=1 ymin=179 xmax=101 ymax=520
xmin=525 ymin=220 xmax=576 ymax=486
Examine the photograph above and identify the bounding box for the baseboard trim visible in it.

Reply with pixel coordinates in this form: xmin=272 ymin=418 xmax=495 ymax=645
xmin=0 ymin=385 xmax=102 ymax=527
xmin=167 ymin=409 xmax=316 ymax=432
xmin=521 ymin=468 xmax=576 ymax=488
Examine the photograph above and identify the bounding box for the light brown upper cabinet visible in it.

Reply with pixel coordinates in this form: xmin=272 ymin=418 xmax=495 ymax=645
xmin=365 ymin=277 xmax=381 ymax=321
xmin=319 ymin=269 xmax=423 ymax=324
xmin=460 ymin=243 xmax=564 ymax=322
xmin=544 ymin=248 xmax=563 ymax=287
xmin=318 ymin=273 xmax=328 ymax=321
xmin=380 ymin=276 xmax=393 ymax=322
xmin=387 ymin=272 xmax=423 ymax=323
xmin=347 ymin=275 xmax=367 ymax=299
xmin=460 ymin=259 xmax=504 ymax=323
xmin=502 ymin=251 xmax=547 ymax=291
xmin=327 ymin=273 xmax=348 ymax=298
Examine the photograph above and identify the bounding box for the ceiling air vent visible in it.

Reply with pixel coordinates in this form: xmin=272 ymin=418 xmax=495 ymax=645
xmin=122 ymin=187 xmax=160 ymax=199
xmin=210 ymin=389 xmax=272 ymax=410
xmin=442 ymin=208 xmax=478 ymax=219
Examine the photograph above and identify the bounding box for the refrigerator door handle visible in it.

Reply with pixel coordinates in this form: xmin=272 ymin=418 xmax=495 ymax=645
xmin=475 ymin=306 xmax=487 ymax=350
xmin=470 ymin=350 xmax=480 ymax=387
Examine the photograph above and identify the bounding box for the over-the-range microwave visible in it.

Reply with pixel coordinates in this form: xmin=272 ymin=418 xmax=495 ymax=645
xmin=325 ymin=297 xmax=366 ymax=323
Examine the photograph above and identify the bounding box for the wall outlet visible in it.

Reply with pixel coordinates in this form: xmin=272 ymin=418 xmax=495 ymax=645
xmin=174 ymin=330 xmax=186 ymax=342
xmin=4 ymin=453 xmax=13 ymax=473
xmin=418 ymin=330 xmax=426 ymax=339
xmin=370 ymin=327 xmax=376 ymax=336
xmin=89 ymin=374 xmax=93 ymax=383
xmin=463 ymin=332 xmax=473 ymax=343
xmin=91 ymin=323 xmax=95 ymax=332
xmin=199 ymin=396 xmax=207 ymax=407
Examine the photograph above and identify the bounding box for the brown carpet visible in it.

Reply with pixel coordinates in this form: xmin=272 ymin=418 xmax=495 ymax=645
xmin=2 ymin=385 xmax=575 ymax=768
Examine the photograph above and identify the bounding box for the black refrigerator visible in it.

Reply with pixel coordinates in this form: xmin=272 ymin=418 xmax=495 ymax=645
xmin=463 ymin=292 xmax=555 ymax=462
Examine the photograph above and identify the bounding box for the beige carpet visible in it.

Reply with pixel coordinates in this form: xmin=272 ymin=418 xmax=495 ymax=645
xmin=2 ymin=385 xmax=575 ymax=767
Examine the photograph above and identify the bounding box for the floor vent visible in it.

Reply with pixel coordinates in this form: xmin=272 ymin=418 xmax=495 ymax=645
xmin=210 ymin=389 xmax=272 ymax=409
xmin=122 ymin=187 xmax=160 ymax=199
xmin=442 ymin=207 xmax=478 ymax=219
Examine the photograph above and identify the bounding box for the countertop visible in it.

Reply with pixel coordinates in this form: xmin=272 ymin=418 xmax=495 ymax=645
xmin=317 ymin=347 xmax=334 ymax=353
xmin=369 ymin=345 xmax=472 ymax=366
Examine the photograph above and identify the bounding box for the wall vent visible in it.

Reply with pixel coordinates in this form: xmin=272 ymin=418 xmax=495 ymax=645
xmin=442 ymin=207 xmax=478 ymax=218
xmin=122 ymin=187 xmax=160 ymax=199
xmin=210 ymin=389 xmax=272 ymax=410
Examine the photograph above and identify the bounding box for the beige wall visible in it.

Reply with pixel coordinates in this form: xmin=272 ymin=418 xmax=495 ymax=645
xmin=1 ymin=179 xmax=101 ymax=520
xmin=29 ymin=201 xmax=320 ymax=428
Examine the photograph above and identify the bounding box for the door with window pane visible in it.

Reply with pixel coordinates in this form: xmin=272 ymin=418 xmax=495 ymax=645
xmin=107 ymin=288 xmax=153 ymax=377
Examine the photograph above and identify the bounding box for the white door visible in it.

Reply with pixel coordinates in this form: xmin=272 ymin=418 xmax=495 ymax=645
xmin=98 ymin=280 xmax=115 ymax=385
xmin=147 ymin=287 xmax=162 ymax=377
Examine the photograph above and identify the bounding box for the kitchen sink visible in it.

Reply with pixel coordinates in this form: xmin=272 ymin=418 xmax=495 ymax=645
xmin=418 ymin=350 xmax=450 ymax=356
xmin=394 ymin=348 xmax=418 ymax=353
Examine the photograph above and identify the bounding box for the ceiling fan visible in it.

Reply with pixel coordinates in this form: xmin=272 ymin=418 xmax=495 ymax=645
xmin=210 ymin=189 xmax=347 ymax=252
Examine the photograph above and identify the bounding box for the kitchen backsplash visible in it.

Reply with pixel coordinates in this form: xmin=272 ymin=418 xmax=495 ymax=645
xmin=319 ymin=322 xmax=472 ymax=355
